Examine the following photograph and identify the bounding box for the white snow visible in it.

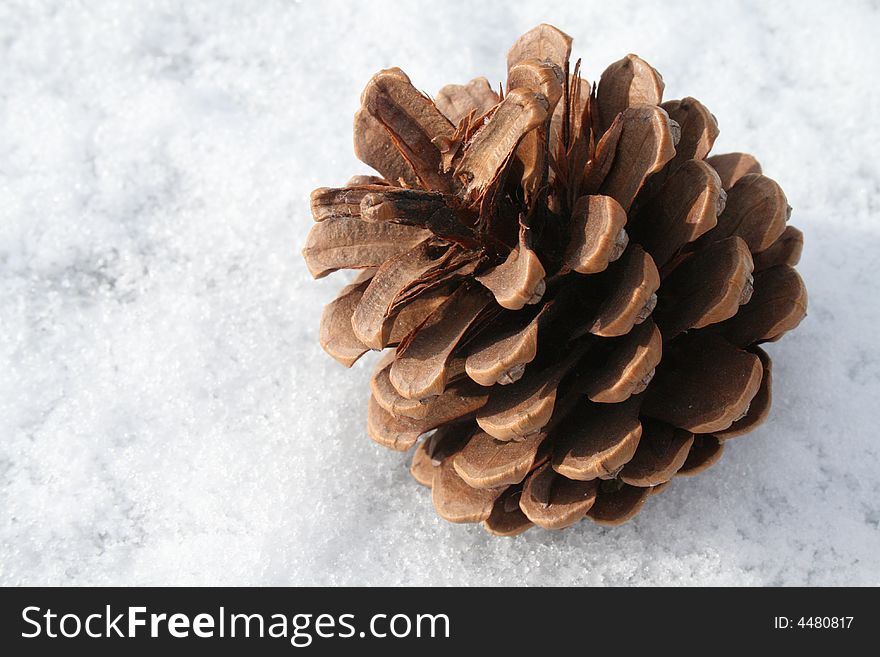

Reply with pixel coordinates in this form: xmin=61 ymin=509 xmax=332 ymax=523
xmin=1 ymin=0 xmax=878 ymax=585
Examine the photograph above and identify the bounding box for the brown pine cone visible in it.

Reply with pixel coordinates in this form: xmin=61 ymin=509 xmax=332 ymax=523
xmin=303 ymin=24 xmax=807 ymax=535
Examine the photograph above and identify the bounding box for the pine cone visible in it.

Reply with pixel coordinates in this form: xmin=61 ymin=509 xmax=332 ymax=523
xmin=303 ymin=24 xmax=807 ymax=535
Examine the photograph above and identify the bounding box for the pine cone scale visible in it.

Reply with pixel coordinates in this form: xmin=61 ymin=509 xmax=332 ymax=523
xmin=507 ymin=24 xmax=572 ymax=73
xmin=596 ymin=53 xmax=665 ymax=135
xmin=628 ymin=159 xmax=724 ymax=269
xmin=752 ymin=225 xmax=803 ymax=271
xmin=464 ymin=307 xmax=543 ymax=386
xmin=588 ymin=106 xmax=678 ymax=211
xmin=319 ymin=270 xmax=375 ymax=367
xmin=361 ymin=68 xmax=456 ymax=192
xmin=586 ymin=482 xmax=650 ymax=526
xmin=716 ymin=264 xmax=807 ymax=346
xmin=550 ymin=396 xmax=643 ymax=481
xmin=655 ymin=235 xmax=755 ymax=338
xmin=706 ymin=152 xmax=762 ymax=190
xmin=585 ymin=318 xmax=662 ymax=403
xmin=435 ymin=77 xmax=500 ymax=126
xmin=302 ymin=216 xmax=431 ymax=278
xmin=520 ymin=462 xmax=598 ymax=529
xmin=701 ymin=173 xmax=790 ymax=253
xmin=353 ymin=109 xmax=418 ymax=187
xmin=714 ymin=346 xmax=773 ymax=441
xmin=452 ymin=430 xmax=546 ymax=490
xmin=643 ymin=333 xmax=764 ymax=433
xmin=432 ymin=458 xmax=502 ymax=523
xmin=389 ymin=285 xmax=491 ymax=400
xmin=658 ymin=97 xmax=719 ymax=177
xmin=619 ymin=420 xmax=695 ymax=487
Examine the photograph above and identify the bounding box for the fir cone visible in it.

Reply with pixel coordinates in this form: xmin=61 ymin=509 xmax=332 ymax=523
xmin=303 ymin=24 xmax=807 ymax=535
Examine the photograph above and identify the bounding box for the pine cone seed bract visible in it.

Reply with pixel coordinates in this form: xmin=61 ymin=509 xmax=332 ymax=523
xmin=303 ymin=24 xmax=807 ymax=535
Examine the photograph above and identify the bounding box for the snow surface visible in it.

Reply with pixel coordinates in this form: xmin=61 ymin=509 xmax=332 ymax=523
xmin=1 ymin=0 xmax=879 ymax=586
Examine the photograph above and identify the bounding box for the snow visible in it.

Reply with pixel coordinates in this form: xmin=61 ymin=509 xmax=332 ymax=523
xmin=1 ymin=0 xmax=878 ymax=586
